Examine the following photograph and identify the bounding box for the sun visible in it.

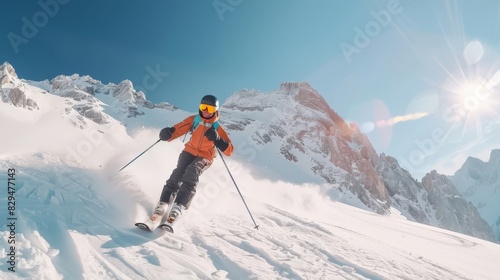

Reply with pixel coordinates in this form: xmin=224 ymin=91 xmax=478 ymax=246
xmin=453 ymin=79 xmax=493 ymax=115
xmin=439 ymin=69 xmax=500 ymax=144
xmin=442 ymin=67 xmax=500 ymax=124
xmin=437 ymin=39 xmax=500 ymax=125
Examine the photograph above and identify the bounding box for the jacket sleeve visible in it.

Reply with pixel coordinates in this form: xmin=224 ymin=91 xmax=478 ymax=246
xmin=168 ymin=115 xmax=195 ymax=142
xmin=217 ymin=126 xmax=234 ymax=156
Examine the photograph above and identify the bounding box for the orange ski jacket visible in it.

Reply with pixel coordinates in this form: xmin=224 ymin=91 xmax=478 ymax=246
xmin=168 ymin=112 xmax=234 ymax=160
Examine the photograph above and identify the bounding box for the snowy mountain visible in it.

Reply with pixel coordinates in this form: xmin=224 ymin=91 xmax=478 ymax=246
xmin=377 ymin=155 xmax=496 ymax=242
xmin=1 ymin=62 xmax=39 ymax=111
xmin=422 ymin=170 xmax=493 ymax=241
xmin=2 ymin=61 xmax=500 ymax=279
xmin=449 ymin=150 xmax=500 ymax=241
xmin=221 ymin=82 xmax=389 ymax=213
xmin=218 ymin=81 xmax=495 ymax=242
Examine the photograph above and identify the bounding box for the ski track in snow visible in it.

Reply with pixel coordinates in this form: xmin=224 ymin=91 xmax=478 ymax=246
xmin=0 ymin=160 xmax=222 ymax=279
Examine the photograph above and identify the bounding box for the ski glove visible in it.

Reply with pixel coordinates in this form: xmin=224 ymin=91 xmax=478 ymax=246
xmin=204 ymin=127 xmax=229 ymax=151
xmin=204 ymin=127 xmax=219 ymax=141
xmin=159 ymin=127 xmax=175 ymax=141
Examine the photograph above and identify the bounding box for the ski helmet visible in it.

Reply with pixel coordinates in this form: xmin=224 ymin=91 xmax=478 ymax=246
xmin=200 ymin=95 xmax=219 ymax=112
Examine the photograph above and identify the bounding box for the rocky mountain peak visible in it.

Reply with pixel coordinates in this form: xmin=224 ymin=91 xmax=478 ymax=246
xmin=463 ymin=156 xmax=486 ymax=167
xmin=457 ymin=156 xmax=487 ymax=181
xmin=453 ymin=150 xmax=500 ymax=184
xmin=0 ymin=62 xmax=39 ymax=110
xmin=449 ymin=148 xmax=500 ymax=242
xmin=0 ymin=62 xmax=180 ymax=128
xmin=224 ymin=82 xmax=389 ymax=213
xmin=1 ymin=62 xmax=19 ymax=85
xmin=278 ymin=81 xmax=316 ymax=99
xmin=424 ymin=170 xmax=496 ymax=241
xmin=279 ymin=81 xmax=309 ymax=90
xmin=489 ymin=149 xmax=500 ymax=165
xmin=422 ymin=170 xmax=456 ymax=193
xmin=279 ymin=81 xmax=343 ymax=123
xmin=113 ymin=80 xmax=147 ymax=106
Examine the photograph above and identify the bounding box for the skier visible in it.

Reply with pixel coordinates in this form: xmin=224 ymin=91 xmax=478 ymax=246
xmin=151 ymin=95 xmax=234 ymax=225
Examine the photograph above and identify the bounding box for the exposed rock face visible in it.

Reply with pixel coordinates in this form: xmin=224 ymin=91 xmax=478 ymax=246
xmin=112 ymin=80 xmax=148 ymax=117
xmin=375 ymin=155 xmax=495 ymax=241
xmin=50 ymin=75 xmax=176 ymax=124
xmin=376 ymin=154 xmax=432 ymax=224
xmin=449 ymin=149 xmax=500 ymax=242
xmin=0 ymin=62 xmax=18 ymax=85
xmin=1 ymin=62 xmax=39 ymax=110
xmin=50 ymin=75 xmax=110 ymax=125
xmin=423 ymin=170 xmax=495 ymax=241
xmin=7 ymin=87 xmax=40 ymax=110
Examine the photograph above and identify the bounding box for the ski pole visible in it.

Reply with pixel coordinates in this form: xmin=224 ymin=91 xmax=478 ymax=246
xmin=117 ymin=139 xmax=161 ymax=173
xmin=217 ymin=148 xmax=260 ymax=230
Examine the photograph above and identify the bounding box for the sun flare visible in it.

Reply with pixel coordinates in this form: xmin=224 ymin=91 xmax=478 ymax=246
xmin=453 ymin=80 xmax=493 ymax=114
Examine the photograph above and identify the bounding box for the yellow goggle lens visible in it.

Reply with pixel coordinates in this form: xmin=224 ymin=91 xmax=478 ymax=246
xmin=200 ymin=104 xmax=216 ymax=113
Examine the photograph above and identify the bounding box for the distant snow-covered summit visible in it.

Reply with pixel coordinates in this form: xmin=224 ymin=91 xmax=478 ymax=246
xmin=1 ymin=61 xmax=178 ymax=129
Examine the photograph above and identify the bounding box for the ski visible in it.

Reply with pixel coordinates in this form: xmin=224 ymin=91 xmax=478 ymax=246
xmin=136 ymin=204 xmax=181 ymax=233
xmin=158 ymin=223 xmax=174 ymax=233
xmin=135 ymin=222 xmax=154 ymax=231
xmin=157 ymin=211 xmax=180 ymax=233
xmin=135 ymin=214 xmax=162 ymax=232
xmin=135 ymin=220 xmax=176 ymax=233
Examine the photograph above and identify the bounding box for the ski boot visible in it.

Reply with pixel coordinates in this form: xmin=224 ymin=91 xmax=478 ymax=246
xmin=166 ymin=203 xmax=185 ymax=223
xmin=150 ymin=201 xmax=168 ymax=222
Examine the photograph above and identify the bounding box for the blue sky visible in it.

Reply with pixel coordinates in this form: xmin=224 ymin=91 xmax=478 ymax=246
xmin=2 ymin=0 xmax=500 ymax=178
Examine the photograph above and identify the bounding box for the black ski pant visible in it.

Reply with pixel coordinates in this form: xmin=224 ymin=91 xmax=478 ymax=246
xmin=159 ymin=151 xmax=212 ymax=208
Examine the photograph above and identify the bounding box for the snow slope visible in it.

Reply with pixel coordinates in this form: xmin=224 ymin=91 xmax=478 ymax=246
xmin=1 ymin=126 xmax=500 ymax=279
xmin=2 ymin=145 xmax=500 ymax=280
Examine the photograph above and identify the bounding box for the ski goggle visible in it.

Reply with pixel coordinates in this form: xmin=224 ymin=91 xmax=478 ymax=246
xmin=199 ymin=104 xmax=217 ymax=113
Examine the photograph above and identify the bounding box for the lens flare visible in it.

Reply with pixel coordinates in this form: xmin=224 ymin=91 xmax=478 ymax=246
xmin=463 ymin=41 xmax=484 ymax=65
xmin=376 ymin=112 xmax=428 ymax=127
